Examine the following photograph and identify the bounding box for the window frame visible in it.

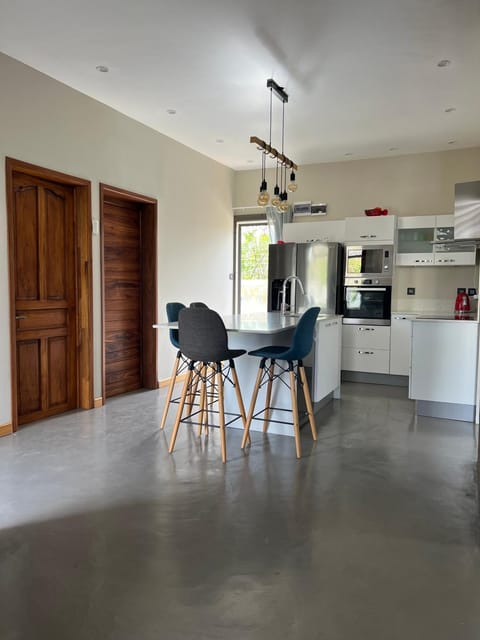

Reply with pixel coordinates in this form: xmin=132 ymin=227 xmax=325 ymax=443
xmin=233 ymin=213 xmax=268 ymax=314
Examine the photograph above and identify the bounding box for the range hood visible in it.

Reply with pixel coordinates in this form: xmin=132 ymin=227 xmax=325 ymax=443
xmin=453 ymin=181 xmax=480 ymax=245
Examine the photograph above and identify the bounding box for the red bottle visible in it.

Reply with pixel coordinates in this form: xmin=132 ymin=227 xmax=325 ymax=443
xmin=454 ymin=292 xmax=470 ymax=314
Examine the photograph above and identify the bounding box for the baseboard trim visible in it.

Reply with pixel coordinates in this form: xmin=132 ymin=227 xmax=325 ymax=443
xmin=0 ymin=423 xmax=13 ymax=437
xmin=159 ymin=373 xmax=188 ymax=388
xmin=341 ymin=371 xmax=409 ymax=387
xmin=416 ymin=400 xmax=475 ymax=422
xmin=94 ymin=397 xmax=103 ymax=408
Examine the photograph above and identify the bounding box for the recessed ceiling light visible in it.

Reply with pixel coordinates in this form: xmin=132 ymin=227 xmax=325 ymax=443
xmin=216 ymin=139 xmax=224 ymax=144
xmin=96 ymin=65 xmax=109 ymax=73
xmin=166 ymin=109 xmax=176 ymax=115
xmin=437 ymin=59 xmax=451 ymax=67
xmin=389 ymin=147 xmax=398 ymax=151
xmin=448 ymin=140 xmax=456 ymax=145
xmin=444 ymin=107 xmax=456 ymax=113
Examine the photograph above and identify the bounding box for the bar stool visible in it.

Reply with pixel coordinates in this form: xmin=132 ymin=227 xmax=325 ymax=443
xmin=168 ymin=307 xmax=248 ymax=463
xmin=241 ymin=307 xmax=320 ymax=459
xmin=189 ymin=302 xmax=209 ymax=308
xmin=159 ymin=302 xmax=187 ymax=430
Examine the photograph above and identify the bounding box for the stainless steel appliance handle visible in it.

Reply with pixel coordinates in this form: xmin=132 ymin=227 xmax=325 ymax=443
xmin=347 ymin=287 xmax=387 ymax=292
xmin=358 ymin=327 xmax=375 ymax=331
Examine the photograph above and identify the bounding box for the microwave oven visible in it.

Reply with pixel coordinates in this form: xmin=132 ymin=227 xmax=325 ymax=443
xmin=344 ymin=244 xmax=393 ymax=281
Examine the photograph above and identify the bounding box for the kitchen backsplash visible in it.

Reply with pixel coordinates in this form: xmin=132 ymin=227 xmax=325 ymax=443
xmin=392 ymin=264 xmax=479 ymax=313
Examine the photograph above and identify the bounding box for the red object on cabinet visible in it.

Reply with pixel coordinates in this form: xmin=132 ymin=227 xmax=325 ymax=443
xmin=454 ymin=292 xmax=470 ymax=313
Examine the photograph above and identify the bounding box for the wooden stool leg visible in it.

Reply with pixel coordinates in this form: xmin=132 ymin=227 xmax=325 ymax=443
xmin=186 ymin=365 xmax=200 ymax=418
xmin=216 ymin=363 xmax=227 ymax=463
xmin=263 ymin=360 xmax=275 ymax=433
xmin=160 ymin=351 xmax=181 ymax=430
xmin=299 ymin=363 xmax=317 ymax=441
xmin=230 ymin=362 xmax=250 ymax=446
xmin=241 ymin=360 xmax=265 ymax=450
xmin=198 ymin=364 xmax=207 ymax=436
xmin=289 ymin=366 xmax=302 ymax=459
xmin=169 ymin=367 xmax=193 ymax=454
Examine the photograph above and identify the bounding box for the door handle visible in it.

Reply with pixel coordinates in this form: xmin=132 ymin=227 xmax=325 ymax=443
xmin=15 ymin=315 xmax=27 ymax=320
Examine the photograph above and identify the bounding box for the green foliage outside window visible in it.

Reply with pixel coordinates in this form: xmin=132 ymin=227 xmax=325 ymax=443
xmin=240 ymin=226 xmax=269 ymax=280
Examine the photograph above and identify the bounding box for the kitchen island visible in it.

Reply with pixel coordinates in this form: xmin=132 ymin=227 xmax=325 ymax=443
xmin=157 ymin=311 xmax=342 ymax=436
xmin=409 ymin=315 xmax=479 ymax=421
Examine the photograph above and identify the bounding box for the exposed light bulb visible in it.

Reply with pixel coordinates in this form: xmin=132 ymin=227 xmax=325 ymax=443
xmin=279 ymin=201 xmax=290 ymax=212
xmin=287 ymin=171 xmax=297 ymax=193
xmin=271 ymin=184 xmax=281 ymax=207
xmin=257 ymin=191 xmax=270 ymax=206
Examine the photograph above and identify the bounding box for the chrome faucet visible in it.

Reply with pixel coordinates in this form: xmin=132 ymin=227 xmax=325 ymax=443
xmin=281 ymin=276 xmax=305 ymax=315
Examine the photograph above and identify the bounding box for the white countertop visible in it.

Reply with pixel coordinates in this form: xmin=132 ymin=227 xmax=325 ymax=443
xmin=154 ymin=312 xmax=342 ymax=334
xmin=412 ymin=314 xmax=479 ymax=324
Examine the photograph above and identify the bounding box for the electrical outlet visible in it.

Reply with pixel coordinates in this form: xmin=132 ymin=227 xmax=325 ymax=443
xmin=468 ymin=288 xmax=477 ymax=296
xmin=407 ymin=287 xmax=415 ymax=295
xmin=457 ymin=287 xmax=467 ymax=294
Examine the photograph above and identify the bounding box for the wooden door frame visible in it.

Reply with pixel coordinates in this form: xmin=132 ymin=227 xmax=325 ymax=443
xmin=6 ymin=157 xmax=94 ymax=432
xmin=100 ymin=184 xmax=158 ymax=404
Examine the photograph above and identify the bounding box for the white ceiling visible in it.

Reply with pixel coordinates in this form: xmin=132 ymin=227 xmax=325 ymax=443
xmin=1 ymin=0 xmax=479 ymax=170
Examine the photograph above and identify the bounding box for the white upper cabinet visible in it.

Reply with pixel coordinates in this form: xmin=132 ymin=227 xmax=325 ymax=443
xmin=396 ymin=215 xmax=476 ymax=266
xmin=433 ymin=214 xmax=476 ymax=266
xmin=344 ymin=215 xmax=396 ymax=243
xmin=396 ymin=216 xmax=435 ymax=266
xmin=283 ymin=220 xmax=345 ymax=243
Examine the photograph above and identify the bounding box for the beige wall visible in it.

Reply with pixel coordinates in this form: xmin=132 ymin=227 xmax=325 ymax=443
xmin=234 ymin=148 xmax=480 ymax=313
xmin=0 ymin=53 xmax=235 ymax=425
xmin=234 ymin=147 xmax=480 ymax=216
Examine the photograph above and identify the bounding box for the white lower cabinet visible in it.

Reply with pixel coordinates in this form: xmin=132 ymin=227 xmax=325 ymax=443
xmin=409 ymin=320 xmax=478 ymax=405
xmin=314 ymin=317 xmax=341 ymax=401
xmin=341 ymin=324 xmax=391 ymax=374
xmin=389 ymin=314 xmax=416 ymax=376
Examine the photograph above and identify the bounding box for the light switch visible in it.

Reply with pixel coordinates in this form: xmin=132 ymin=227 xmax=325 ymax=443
xmin=92 ymin=220 xmax=100 ymax=235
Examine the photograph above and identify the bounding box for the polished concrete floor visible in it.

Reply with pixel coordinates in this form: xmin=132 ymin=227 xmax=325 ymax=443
xmin=1 ymin=382 xmax=480 ymax=639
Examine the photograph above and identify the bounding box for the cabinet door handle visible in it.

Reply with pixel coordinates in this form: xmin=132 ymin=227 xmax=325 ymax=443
xmin=358 ymin=350 xmax=374 ymax=355
xmin=358 ymin=327 xmax=374 ymax=331
xmin=359 ymin=234 xmax=369 ymax=238
xmin=15 ymin=315 xmax=27 ymax=320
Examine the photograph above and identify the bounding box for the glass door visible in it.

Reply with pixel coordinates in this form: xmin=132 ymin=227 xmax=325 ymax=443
xmin=234 ymin=217 xmax=269 ymax=314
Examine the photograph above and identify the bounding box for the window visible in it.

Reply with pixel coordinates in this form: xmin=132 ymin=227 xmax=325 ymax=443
xmin=234 ymin=217 xmax=269 ymax=314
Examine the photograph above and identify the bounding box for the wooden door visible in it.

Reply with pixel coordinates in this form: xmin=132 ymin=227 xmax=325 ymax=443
xmin=12 ymin=172 xmax=77 ymax=424
xmin=103 ymin=199 xmax=143 ymax=397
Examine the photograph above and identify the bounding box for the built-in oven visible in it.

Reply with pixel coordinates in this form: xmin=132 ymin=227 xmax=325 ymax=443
xmin=345 ymin=245 xmax=393 ymax=280
xmin=343 ymin=278 xmax=392 ymax=325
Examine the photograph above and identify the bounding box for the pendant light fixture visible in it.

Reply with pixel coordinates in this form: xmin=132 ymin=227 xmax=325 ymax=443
xmin=251 ymin=79 xmax=298 ymax=211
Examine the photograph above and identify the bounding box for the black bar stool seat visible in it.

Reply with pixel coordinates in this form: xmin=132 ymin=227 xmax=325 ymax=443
xmin=241 ymin=307 xmax=320 ymax=458
xmin=168 ymin=308 xmax=248 ymax=463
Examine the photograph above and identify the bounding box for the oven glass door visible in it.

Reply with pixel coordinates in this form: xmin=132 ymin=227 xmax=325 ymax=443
xmin=343 ymin=286 xmax=391 ymax=322
xmin=346 ymin=248 xmax=385 ymax=276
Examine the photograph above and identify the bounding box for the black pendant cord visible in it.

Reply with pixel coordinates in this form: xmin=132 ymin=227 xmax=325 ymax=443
xmin=269 ymin=87 xmax=273 ymax=150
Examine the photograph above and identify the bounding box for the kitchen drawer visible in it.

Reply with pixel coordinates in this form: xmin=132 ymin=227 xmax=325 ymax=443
xmin=342 ymin=347 xmax=390 ymax=374
xmin=342 ymin=324 xmax=391 ymax=350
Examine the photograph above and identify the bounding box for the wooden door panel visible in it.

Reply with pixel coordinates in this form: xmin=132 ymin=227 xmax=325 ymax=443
xmin=16 ymin=309 xmax=68 ymax=331
xmin=14 ymin=185 xmax=40 ymax=301
xmin=45 ymin=188 xmax=68 ymax=301
xmin=12 ymin=172 xmax=77 ymax=424
xmin=47 ymin=336 xmax=68 ymax=407
xmin=104 ymin=200 xmax=142 ymax=398
xmin=17 ymin=340 xmax=42 ymax=416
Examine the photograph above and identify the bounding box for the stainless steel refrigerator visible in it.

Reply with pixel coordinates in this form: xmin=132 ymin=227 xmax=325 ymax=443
xmin=267 ymin=242 xmax=344 ymax=315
